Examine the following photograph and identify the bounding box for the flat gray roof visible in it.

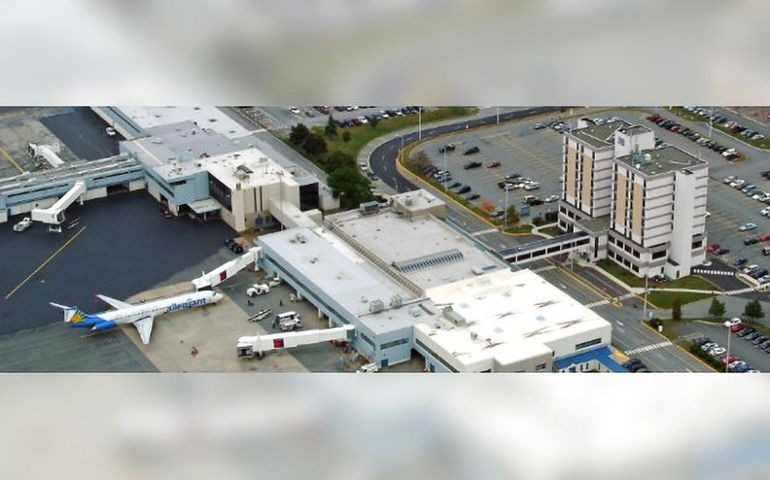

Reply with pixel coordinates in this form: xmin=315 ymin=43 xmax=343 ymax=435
xmin=329 ymin=209 xmax=507 ymax=290
xmin=259 ymin=227 xmax=441 ymax=335
xmin=570 ymin=120 xmax=631 ymax=149
xmin=616 ymin=146 xmax=707 ymax=176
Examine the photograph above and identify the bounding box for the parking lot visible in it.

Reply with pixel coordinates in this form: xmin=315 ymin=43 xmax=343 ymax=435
xmin=682 ymin=321 xmax=770 ymax=373
xmin=411 ymin=119 xmax=564 ymax=221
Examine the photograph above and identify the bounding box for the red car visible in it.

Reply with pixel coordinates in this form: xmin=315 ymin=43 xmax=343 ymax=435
xmin=731 ymin=324 xmax=745 ymax=334
xmin=707 ymin=244 xmax=721 ymax=253
xmin=759 ymin=232 xmax=770 ymax=242
xmin=486 ymin=161 xmax=501 ymax=168
xmin=721 ymin=355 xmax=740 ymax=366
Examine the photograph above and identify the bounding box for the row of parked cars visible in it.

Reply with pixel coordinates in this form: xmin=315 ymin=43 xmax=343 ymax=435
xmin=328 ymin=106 xmax=422 ymax=128
xmin=722 ymin=175 xmax=770 ymax=204
xmin=496 ymin=172 xmax=541 ymax=192
xmin=647 ymin=113 xmax=740 ymax=160
xmin=693 ymin=334 xmax=760 ymax=373
xmin=684 ymin=106 xmax=766 ymax=142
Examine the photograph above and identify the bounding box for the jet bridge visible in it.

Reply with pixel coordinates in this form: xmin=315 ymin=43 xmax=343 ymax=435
xmin=30 ymin=180 xmax=86 ymax=232
xmin=192 ymin=246 xmax=262 ymax=291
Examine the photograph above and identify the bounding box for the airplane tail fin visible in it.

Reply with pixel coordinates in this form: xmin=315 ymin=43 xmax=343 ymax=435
xmin=49 ymin=303 xmax=87 ymax=324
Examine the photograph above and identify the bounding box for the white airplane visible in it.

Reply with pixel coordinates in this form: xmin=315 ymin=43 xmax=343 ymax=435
xmin=50 ymin=290 xmax=223 ymax=344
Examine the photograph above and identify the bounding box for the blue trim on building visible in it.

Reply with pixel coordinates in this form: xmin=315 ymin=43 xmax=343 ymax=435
xmin=553 ymin=346 xmax=627 ymax=373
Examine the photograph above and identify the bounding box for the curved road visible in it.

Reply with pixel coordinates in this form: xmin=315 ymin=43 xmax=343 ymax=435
xmin=368 ymin=107 xmax=566 ymax=251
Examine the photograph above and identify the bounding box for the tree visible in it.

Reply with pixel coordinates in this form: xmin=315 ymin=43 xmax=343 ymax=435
xmin=531 ymin=215 xmax=544 ymax=227
xmin=405 ymin=150 xmax=431 ymax=174
xmin=506 ymin=205 xmax=520 ymax=224
xmin=302 ymin=133 xmax=327 ymax=156
xmin=672 ymin=297 xmax=682 ymax=321
xmin=289 ymin=123 xmax=310 ymax=146
xmin=744 ymin=299 xmax=764 ymax=319
xmin=369 ymin=116 xmax=380 ymax=129
xmin=544 ymin=211 xmax=558 ymax=223
xmin=708 ymin=298 xmax=726 ymax=318
xmin=325 ymin=150 xmax=355 ymax=172
xmin=327 ymin=167 xmax=372 ymax=207
xmin=325 ymin=114 xmax=337 ymax=137
xmin=479 ymin=198 xmax=496 ymax=213
xmin=342 ymin=130 xmax=351 ymax=143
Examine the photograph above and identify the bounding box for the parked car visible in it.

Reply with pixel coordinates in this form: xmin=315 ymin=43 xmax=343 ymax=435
xmin=715 ymin=247 xmax=730 ymax=256
xmin=740 ymin=222 xmax=758 ymax=231
xmin=463 ymin=161 xmax=483 ymax=170
xmin=457 ymin=186 xmax=471 ymax=194
xmin=707 ymin=244 xmax=721 ymax=253
xmin=737 ymin=327 xmax=755 ymax=337
xmin=463 ymin=146 xmax=480 ymax=155
xmin=726 ymin=317 xmax=742 ymax=327
xmin=466 ymin=193 xmax=480 ymax=201
xmin=485 ymin=161 xmax=502 ymax=168
xmin=734 ymin=258 xmax=748 ymax=266
xmin=544 ymin=194 xmax=560 ymax=203
xmin=448 ymin=182 xmax=461 ymax=189
xmin=12 ymin=217 xmax=32 ymax=232
xmin=744 ymin=237 xmax=759 ymax=246
xmin=731 ymin=324 xmax=746 ymax=334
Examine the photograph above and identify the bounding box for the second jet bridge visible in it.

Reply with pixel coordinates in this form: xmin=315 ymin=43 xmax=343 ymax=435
xmin=498 ymin=231 xmax=591 ymax=265
xmin=30 ymin=180 xmax=86 ymax=231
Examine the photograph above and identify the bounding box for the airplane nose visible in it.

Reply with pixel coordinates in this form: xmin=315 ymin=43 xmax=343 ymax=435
xmin=213 ymin=293 xmax=224 ymax=302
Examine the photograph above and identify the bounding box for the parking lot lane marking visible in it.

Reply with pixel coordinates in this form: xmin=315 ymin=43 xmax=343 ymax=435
xmin=0 ymin=144 xmax=24 ymax=173
xmin=4 ymin=226 xmax=88 ymax=300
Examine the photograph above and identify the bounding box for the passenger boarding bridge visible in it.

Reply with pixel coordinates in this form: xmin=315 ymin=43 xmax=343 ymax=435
xmin=498 ymin=231 xmax=591 ymax=265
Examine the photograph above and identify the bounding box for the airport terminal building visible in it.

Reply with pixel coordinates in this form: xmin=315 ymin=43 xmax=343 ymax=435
xmin=257 ymin=190 xmax=618 ymax=372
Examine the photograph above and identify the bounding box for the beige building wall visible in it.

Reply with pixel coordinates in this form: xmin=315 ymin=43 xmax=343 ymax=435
xmin=614 ymin=172 xmax=627 ymax=229
xmin=581 ymin=153 xmax=593 ymax=210
xmin=632 ymin=181 xmax=644 ymax=237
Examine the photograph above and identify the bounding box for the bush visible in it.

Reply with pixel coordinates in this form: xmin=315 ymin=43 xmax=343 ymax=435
xmin=342 ymin=130 xmax=351 ymax=143
xmin=532 ymin=216 xmax=544 ymax=227
xmin=506 ymin=205 xmax=519 ymax=224
xmin=544 ymin=211 xmax=558 ymax=223
xmin=406 ymin=151 xmax=431 ymax=175
xmin=302 ymin=133 xmax=328 ymax=156
xmin=325 ymin=150 xmax=355 ymax=172
xmin=708 ymin=298 xmax=726 ymax=318
xmin=289 ymin=123 xmax=310 ymax=146
xmin=744 ymin=299 xmax=764 ymax=319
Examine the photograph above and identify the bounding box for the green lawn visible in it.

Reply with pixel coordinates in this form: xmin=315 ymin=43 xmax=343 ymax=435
xmin=646 ymin=291 xmax=713 ymax=309
xmin=539 ymin=225 xmax=562 ymax=237
xmin=320 ymin=107 xmax=477 ymax=160
xmin=668 ymin=107 xmax=769 ymax=152
xmin=596 ymin=259 xmax=717 ymax=290
xmin=504 ymin=224 xmax=534 ymax=234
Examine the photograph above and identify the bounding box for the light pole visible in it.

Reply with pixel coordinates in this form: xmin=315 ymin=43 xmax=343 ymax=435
xmin=443 ymin=148 xmax=448 ymax=192
xmin=724 ymin=318 xmax=735 ymax=373
xmin=418 ymin=107 xmax=422 ymax=141
xmin=277 ymin=170 xmax=284 ymax=231
xmin=503 ymin=186 xmax=509 ymax=229
xmin=642 ymin=274 xmax=649 ymax=321
xmin=496 ymin=106 xmax=500 ymax=125
xmin=709 ymin=107 xmax=714 ymax=139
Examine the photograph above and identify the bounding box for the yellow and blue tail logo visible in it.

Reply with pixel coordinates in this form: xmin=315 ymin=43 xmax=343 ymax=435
xmin=49 ymin=303 xmax=88 ymax=324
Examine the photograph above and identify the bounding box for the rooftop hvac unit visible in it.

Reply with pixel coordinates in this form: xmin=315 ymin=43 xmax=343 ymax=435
xmin=295 ymin=233 xmax=306 ymax=244
xmin=443 ymin=308 xmax=467 ymax=326
xmin=369 ymin=299 xmax=385 ymax=314
xmin=404 ymin=195 xmax=413 ymax=206
xmin=390 ymin=294 xmax=403 ymax=309
xmin=409 ymin=307 xmax=422 ymax=317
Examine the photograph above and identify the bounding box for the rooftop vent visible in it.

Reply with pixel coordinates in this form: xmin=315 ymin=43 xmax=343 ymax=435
xmin=390 ymin=295 xmax=403 ymax=309
xmin=369 ymin=299 xmax=385 ymax=314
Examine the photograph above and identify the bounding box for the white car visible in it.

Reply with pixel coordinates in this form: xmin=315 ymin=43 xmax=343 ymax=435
xmin=544 ymin=194 xmax=559 ymax=203
xmin=725 ymin=317 xmax=742 ymax=327
xmin=709 ymin=347 xmax=727 ymax=357
xmin=524 ymin=182 xmax=541 ymax=191
xmin=105 ymin=126 xmax=117 ymax=136
xmin=723 ymin=176 xmax=736 ymax=184
xmin=761 ymin=208 xmax=770 ymax=217
xmin=289 ymin=107 xmax=301 ymax=114
xmin=739 ymin=222 xmax=758 ymax=231
xmin=13 ymin=217 xmax=32 ymax=232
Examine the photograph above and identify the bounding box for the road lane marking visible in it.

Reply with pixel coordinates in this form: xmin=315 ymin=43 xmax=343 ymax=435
xmin=4 ymin=226 xmax=88 ymax=300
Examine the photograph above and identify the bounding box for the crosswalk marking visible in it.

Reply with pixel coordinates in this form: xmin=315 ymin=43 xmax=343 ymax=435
xmin=624 ymin=340 xmax=673 ymax=356
xmin=472 ymin=228 xmax=500 ymax=237
xmin=725 ymin=287 xmax=761 ymax=295
xmin=583 ymin=293 xmax=635 ymax=309
xmin=692 ymin=268 xmax=735 ymax=276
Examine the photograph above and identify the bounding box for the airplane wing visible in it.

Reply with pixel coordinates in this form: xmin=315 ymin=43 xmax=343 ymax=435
xmin=97 ymin=294 xmax=133 ymax=310
xmin=133 ymin=316 xmax=155 ymax=345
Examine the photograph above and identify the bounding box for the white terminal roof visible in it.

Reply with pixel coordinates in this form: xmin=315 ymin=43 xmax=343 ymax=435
xmin=329 ymin=209 xmax=505 ymax=290
xmin=418 ymin=269 xmax=612 ymax=369
xmin=118 ymin=106 xmax=255 ymax=139
xmin=259 ymin=227 xmax=442 ymax=335
xmin=204 ymin=148 xmax=298 ymax=190
xmin=390 ymin=189 xmax=445 ymax=213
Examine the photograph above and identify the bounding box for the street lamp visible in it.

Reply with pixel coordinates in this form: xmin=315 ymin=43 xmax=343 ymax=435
xmin=443 ymin=148 xmax=448 ymax=192
xmin=418 ymin=107 xmax=422 ymax=141
xmin=276 ymin=170 xmax=284 ymax=231
xmin=724 ymin=318 xmax=738 ymax=373
xmin=503 ymin=186 xmax=509 ymax=229
xmin=642 ymin=274 xmax=649 ymax=322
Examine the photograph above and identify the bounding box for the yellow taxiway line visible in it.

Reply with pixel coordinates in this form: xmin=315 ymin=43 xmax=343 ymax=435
xmin=0 ymin=144 xmax=24 ymax=173
xmin=4 ymin=226 xmax=88 ymax=300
